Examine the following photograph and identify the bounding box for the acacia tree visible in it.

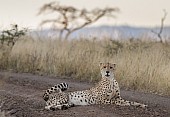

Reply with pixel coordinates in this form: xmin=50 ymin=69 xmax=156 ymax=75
xmin=0 ymin=24 xmax=27 ymax=47
xmin=38 ymin=2 xmax=119 ymax=39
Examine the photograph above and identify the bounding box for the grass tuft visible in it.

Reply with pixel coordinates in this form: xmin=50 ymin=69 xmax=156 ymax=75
xmin=0 ymin=36 xmax=170 ymax=95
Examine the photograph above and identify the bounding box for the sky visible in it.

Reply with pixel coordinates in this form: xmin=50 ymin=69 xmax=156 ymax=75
xmin=0 ymin=0 xmax=170 ymax=29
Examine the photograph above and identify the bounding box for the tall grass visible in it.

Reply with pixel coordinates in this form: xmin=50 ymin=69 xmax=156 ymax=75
xmin=0 ymin=36 xmax=170 ymax=95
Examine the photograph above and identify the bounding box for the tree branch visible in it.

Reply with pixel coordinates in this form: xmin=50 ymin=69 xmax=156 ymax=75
xmin=151 ymin=9 xmax=168 ymax=43
xmin=38 ymin=2 xmax=119 ymax=39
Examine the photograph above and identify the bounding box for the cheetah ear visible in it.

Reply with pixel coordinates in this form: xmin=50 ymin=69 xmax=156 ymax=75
xmin=99 ymin=62 xmax=103 ymax=67
xmin=112 ymin=63 xmax=116 ymax=69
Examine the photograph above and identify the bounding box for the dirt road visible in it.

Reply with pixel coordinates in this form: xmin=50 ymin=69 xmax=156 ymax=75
xmin=0 ymin=71 xmax=169 ymax=117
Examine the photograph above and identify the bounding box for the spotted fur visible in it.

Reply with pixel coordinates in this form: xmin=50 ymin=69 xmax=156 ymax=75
xmin=43 ymin=82 xmax=68 ymax=101
xmin=43 ymin=63 xmax=147 ymax=110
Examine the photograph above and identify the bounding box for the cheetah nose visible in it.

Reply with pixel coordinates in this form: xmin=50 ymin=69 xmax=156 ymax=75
xmin=106 ymin=71 xmax=109 ymax=74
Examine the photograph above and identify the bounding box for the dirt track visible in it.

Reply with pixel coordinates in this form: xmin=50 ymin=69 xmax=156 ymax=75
xmin=0 ymin=71 xmax=170 ymax=117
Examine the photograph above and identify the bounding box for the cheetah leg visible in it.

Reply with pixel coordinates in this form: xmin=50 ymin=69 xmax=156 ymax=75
xmin=47 ymin=103 xmax=74 ymax=110
xmin=45 ymin=105 xmax=52 ymax=110
xmin=50 ymin=105 xmax=63 ymax=110
xmin=45 ymin=101 xmax=63 ymax=110
xmin=111 ymin=97 xmax=147 ymax=108
xmin=45 ymin=104 xmax=65 ymax=110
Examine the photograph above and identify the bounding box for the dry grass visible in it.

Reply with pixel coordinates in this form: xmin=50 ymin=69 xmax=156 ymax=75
xmin=0 ymin=36 xmax=170 ymax=95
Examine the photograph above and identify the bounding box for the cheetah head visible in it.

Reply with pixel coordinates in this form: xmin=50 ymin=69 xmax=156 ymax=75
xmin=99 ymin=62 xmax=116 ymax=78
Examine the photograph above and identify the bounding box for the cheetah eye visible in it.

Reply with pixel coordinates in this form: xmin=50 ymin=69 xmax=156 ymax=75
xmin=103 ymin=66 xmax=106 ymax=68
xmin=110 ymin=67 xmax=113 ymax=69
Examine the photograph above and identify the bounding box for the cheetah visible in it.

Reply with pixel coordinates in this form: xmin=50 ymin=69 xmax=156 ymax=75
xmin=43 ymin=62 xmax=147 ymax=110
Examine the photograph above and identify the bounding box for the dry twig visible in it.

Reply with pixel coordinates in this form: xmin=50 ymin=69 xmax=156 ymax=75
xmin=151 ymin=9 xmax=168 ymax=43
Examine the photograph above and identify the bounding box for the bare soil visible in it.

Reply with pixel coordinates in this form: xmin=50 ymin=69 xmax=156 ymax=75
xmin=0 ymin=71 xmax=169 ymax=117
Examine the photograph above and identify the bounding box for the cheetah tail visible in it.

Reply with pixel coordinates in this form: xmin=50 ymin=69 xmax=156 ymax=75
xmin=43 ymin=82 xmax=69 ymax=101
